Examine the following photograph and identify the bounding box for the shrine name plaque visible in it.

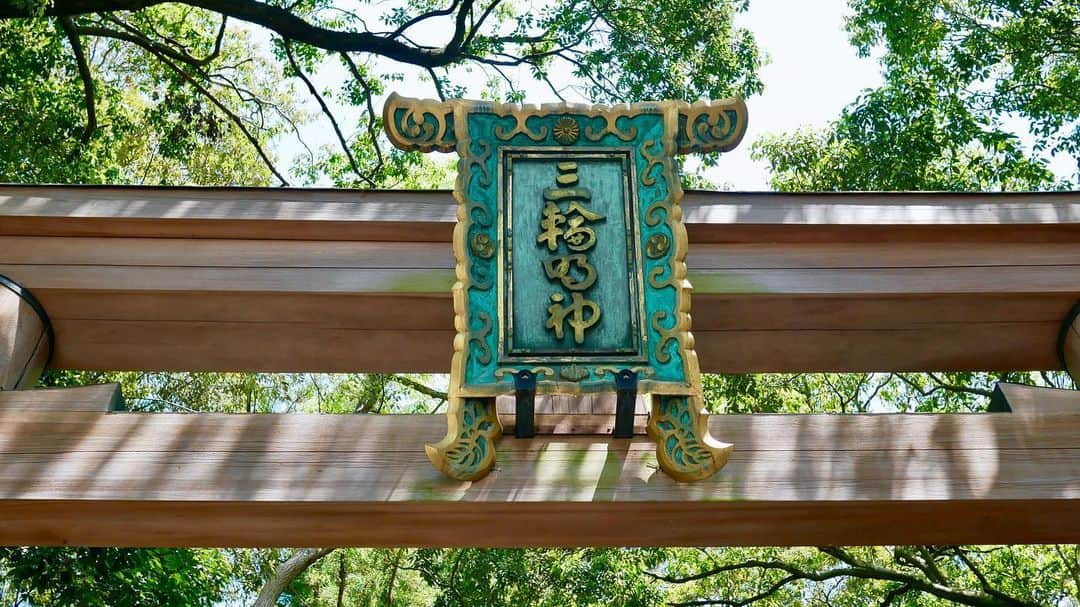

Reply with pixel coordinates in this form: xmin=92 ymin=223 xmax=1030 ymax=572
xmin=384 ymin=95 xmax=747 ymax=482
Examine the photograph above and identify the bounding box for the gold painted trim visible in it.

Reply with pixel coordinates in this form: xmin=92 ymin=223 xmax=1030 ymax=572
xmin=383 ymin=93 xmax=748 ymax=155
xmin=672 ymin=98 xmax=749 ymax=155
xmin=647 ymin=394 xmax=733 ymax=482
xmin=659 ymin=103 xmax=702 ymax=397
xmin=456 ymin=378 xmax=692 ymax=398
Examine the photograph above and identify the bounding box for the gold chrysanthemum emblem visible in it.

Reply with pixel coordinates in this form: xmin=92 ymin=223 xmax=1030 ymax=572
xmin=552 ymin=117 xmax=579 ymax=144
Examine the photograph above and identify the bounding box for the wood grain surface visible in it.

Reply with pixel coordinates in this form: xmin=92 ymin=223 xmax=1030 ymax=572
xmin=0 ymin=279 xmax=49 ymax=390
xmin=0 ymin=409 xmax=1077 ymax=546
xmin=1063 ymin=304 xmax=1080 ymax=384
xmin=2 ymin=187 xmax=1079 ymax=373
xmin=0 ymin=383 xmax=123 ymax=411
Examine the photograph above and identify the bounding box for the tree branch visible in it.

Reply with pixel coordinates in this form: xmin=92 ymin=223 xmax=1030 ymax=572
xmin=58 ymin=16 xmax=97 ymax=145
xmin=3 ymin=0 xmax=490 ymax=69
xmin=953 ymin=547 xmax=1035 ymax=606
xmin=282 ymin=40 xmax=371 ymax=187
xmin=0 ymin=0 xmax=164 ymax=18
xmin=387 ymin=374 xmax=448 ymax=401
xmin=880 ymin=584 xmax=912 ymax=607
xmin=819 ymin=547 xmax=1037 ymax=607
xmin=75 ymin=22 xmax=214 ymax=69
xmin=896 ymin=373 xmax=993 ymax=403
xmin=667 ymin=575 xmax=800 ymax=607
xmin=389 ymin=0 xmax=460 ymax=39
xmin=426 ymin=66 xmax=447 ymax=101
xmin=251 ymin=548 xmax=334 ymax=607
xmin=144 ymin=44 xmax=290 ymax=184
xmin=340 ymin=52 xmax=384 ymax=182
xmin=645 ymin=560 xmax=803 ymax=585
xmin=652 ymin=548 xmax=1042 ymax=607
xmin=460 ymin=0 xmax=501 ymax=50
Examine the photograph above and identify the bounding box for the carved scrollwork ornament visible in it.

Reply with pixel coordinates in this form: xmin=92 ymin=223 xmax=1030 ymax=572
xmin=648 ymin=395 xmax=733 ymax=482
xmin=493 ymin=366 xmax=555 ymax=380
xmin=651 ymin=310 xmax=681 ymax=364
xmin=559 ymin=364 xmax=589 ymax=382
xmin=645 ymin=233 xmax=671 ymax=258
xmin=425 ymin=398 xmax=502 ymax=481
xmin=470 ymin=233 xmax=495 ymax=259
xmin=468 ymin=311 xmax=493 ymax=365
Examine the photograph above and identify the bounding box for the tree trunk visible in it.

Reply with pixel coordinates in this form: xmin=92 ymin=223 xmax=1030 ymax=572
xmin=251 ymin=548 xmax=334 ymax=607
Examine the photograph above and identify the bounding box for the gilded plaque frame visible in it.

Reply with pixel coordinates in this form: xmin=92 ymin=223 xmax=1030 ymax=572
xmin=384 ymin=94 xmax=747 ymax=482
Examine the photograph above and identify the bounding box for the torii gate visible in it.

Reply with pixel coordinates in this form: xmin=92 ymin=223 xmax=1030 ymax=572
xmin=0 ymin=125 xmax=1079 ymax=544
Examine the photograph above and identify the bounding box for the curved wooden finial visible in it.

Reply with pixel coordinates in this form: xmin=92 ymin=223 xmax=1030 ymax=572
xmin=0 ymin=274 xmax=53 ymax=391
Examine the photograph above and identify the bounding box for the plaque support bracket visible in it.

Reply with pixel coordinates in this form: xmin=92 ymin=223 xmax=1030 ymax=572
xmin=513 ymin=370 xmax=537 ymax=439
xmin=613 ymin=370 xmax=638 ymax=439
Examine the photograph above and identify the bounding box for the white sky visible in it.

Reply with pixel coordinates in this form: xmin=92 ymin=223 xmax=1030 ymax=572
xmin=715 ymin=0 xmax=882 ymax=188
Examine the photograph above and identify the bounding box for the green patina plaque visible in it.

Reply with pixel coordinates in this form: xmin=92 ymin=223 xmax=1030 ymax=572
xmin=502 ymin=150 xmax=644 ymax=361
xmin=384 ymin=94 xmax=748 ymax=482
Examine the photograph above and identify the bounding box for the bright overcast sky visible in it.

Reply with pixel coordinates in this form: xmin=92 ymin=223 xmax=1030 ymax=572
xmin=715 ymin=0 xmax=882 ymax=189
xmin=276 ymin=0 xmax=884 ymax=190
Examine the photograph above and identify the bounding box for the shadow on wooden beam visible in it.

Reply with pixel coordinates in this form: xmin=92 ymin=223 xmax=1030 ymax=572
xmin=0 ymin=408 xmax=1077 ymax=547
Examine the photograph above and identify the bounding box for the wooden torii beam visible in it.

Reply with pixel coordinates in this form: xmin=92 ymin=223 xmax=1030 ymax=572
xmin=3 ymin=185 xmax=1080 ymax=374
xmin=1 ymin=184 xmax=1079 ymax=547
xmin=0 ymin=408 xmax=1077 ymax=547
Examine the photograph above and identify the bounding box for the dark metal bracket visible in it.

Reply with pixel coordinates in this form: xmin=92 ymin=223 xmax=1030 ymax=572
xmin=613 ymin=369 xmax=639 ymax=438
xmin=513 ymin=370 xmax=537 ymax=438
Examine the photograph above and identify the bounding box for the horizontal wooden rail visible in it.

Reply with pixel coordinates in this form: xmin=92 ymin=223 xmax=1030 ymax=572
xmin=0 ymin=401 xmax=1078 ymax=546
xmin=2 ymin=185 xmax=1080 ymax=373
xmin=5 ymin=186 xmax=1080 ymax=242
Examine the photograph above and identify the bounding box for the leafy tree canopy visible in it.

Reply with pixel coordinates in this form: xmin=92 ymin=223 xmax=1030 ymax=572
xmin=0 ymin=0 xmax=763 ymax=186
xmin=0 ymin=547 xmax=231 ymax=606
xmin=847 ymin=0 xmax=1078 ymax=162
xmin=754 ymin=0 xmax=1078 ymax=191
xmin=0 ymin=14 xmax=292 ymax=184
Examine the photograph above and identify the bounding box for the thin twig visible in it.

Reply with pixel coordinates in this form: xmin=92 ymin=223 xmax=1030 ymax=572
xmin=149 ymin=48 xmax=290 ymax=184
xmin=283 ymin=40 xmax=370 ymax=185
xmin=340 ymin=52 xmax=385 ymax=181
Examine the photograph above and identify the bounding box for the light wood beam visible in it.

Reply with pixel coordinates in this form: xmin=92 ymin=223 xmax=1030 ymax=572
xmin=1060 ymin=301 xmax=1080 ymax=385
xmin=2 ymin=186 xmax=1079 ymax=373
xmin=4 ymin=186 xmax=1080 ymax=242
xmin=991 ymin=383 xmax=1079 ymax=414
xmin=0 ymin=383 xmax=123 ymax=411
xmin=0 ymin=410 xmax=1077 ymax=547
xmin=0 ymin=274 xmax=51 ymax=390
xmin=987 ymin=302 xmax=1079 ymax=417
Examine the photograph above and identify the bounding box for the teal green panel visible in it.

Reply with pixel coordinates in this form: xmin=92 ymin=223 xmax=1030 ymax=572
xmin=503 ymin=152 xmax=642 ymax=360
xmin=630 ymin=120 xmax=685 ymax=383
xmin=459 ymin=110 xmax=688 ymax=389
xmin=462 ymin=114 xmax=501 ymax=385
